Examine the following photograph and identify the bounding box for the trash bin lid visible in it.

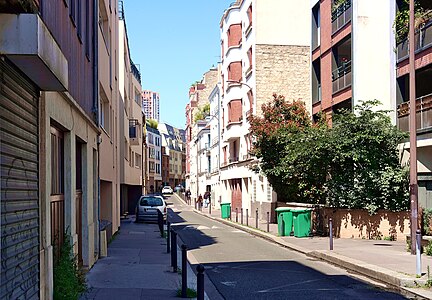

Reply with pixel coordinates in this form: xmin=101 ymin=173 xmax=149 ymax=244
xmin=290 ymin=209 xmax=311 ymax=213
xmin=220 ymin=203 xmax=230 ymax=206
xmin=275 ymin=207 xmax=291 ymax=212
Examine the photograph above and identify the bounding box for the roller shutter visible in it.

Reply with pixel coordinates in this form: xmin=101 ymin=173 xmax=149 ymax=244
xmin=1 ymin=58 xmax=40 ymax=299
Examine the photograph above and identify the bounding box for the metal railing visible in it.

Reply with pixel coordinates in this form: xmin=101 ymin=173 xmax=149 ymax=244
xmin=130 ymin=60 xmax=141 ymax=83
xmin=332 ymin=60 xmax=352 ymax=94
xmin=331 ymin=0 xmax=352 ymax=34
xmin=229 ymin=157 xmax=239 ymax=163
xmin=397 ymin=21 xmax=432 ymax=62
xmin=397 ymin=93 xmax=432 ymax=132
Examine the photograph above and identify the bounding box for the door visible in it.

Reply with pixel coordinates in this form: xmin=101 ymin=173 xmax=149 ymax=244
xmin=1 ymin=59 xmax=40 ymax=299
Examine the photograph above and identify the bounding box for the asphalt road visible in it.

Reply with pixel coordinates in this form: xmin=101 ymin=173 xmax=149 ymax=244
xmin=166 ymin=194 xmax=407 ymax=300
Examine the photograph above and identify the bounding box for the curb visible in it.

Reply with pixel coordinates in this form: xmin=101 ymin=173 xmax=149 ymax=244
xmin=189 ymin=206 xmax=431 ymax=300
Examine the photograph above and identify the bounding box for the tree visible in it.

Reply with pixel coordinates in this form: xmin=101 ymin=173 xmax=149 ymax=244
xmin=248 ymin=95 xmax=409 ymax=213
xmin=147 ymin=119 xmax=158 ymax=129
xmin=327 ymin=100 xmax=409 ymax=213
xmin=194 ymin=103 xmax=210 ymax=123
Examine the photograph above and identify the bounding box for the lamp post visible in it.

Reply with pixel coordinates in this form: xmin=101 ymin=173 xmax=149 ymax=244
xmin=409 ymin=0 xmax=418 ymax=255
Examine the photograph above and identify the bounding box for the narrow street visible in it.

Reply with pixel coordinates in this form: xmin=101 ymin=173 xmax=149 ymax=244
xmin=167 ymin=194 xmax=406 ymax=300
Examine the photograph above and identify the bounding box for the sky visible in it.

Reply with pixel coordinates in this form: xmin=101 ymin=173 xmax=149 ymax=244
xmin=124 ymin=0 xmax=233 ymax=129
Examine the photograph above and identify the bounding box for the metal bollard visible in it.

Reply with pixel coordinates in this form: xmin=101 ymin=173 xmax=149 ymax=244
xmin=158 ymin=210 xmax=164 ymax=236
xmin=241 ymin=208 xmax=243 ymax=225
xmin=167 ymin=221 xmax=171 ymax=253
xmin=209 ymin=200 xmax=212 ymax=214
xmin=416 ymin=229 xmax=422 ymax=277
xmin=246 ymin=209 xmax=249 ymax=226
xmin=236 ymin=208 xmax=238 ymax=223
xmin=256 ymin=209 xmax=259 ymax=229
xmin=171 ymin=229 xmax=177 ymax=272
xmin=267 ymin=212 xmax=270 ymax=232
xmin=329 ymin=218 xmax=333 ymax=251
xmin=181 ymin=244 xmax=188 ymax=298
xmin=196 ymin=264 xmax=205 ymax=300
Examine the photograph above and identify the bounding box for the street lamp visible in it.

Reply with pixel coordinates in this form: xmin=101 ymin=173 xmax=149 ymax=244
xmin=408 ymin=0 xmax=418 ymax=256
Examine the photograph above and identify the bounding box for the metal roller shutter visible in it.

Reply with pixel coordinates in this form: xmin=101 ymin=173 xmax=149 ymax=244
xmin=1 ymin=58 xmax=40 ymax=300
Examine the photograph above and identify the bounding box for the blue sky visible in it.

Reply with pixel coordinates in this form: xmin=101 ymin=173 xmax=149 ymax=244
xmin=125 ymin=0 xmax=232 ymax=129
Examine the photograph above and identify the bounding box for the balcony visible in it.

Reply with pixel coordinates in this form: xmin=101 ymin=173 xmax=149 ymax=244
xmin=331 ymin=0 xmax=352 ymax=35
xmin=229 ymin=157 xmax=239 ymax=163
xmin=397 ymin=21 xmax=432 ymax=62
xmin=397 ymin=93 xmax=432 ymax=132
xmin=129 ymin=119 xmax=139 ymax=145
xmin=242 ymin=153 xmax=253 ymax=161
xmin=223 ymin=121 xmax=242 ymax=142
xmin=332 ymin=60 xmax=352 ymax=94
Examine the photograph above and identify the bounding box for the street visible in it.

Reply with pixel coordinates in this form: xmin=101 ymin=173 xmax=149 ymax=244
xmin=167 ymin=194 xmax=407 ymax=300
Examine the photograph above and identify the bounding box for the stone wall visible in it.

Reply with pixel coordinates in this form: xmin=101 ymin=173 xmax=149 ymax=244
xmin=255 ymin=44 xmax=311 ymax=115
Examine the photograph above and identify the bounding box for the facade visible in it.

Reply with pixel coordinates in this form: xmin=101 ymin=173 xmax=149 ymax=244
xmin=196 ymin=125 xmax=211 ymax=198
xmin=185 ymin=68 xmax=218 ymax=190
xmin=0 ymin=1 xmax=99 ymax=298
xmin=188 ymin=120 xmax=209 ymax=200
xmin=218 ymin=0 xmax=311 ymax=221
xmin=142 ymin=90 xmax=160 ymax=122
xmin=98 ymin=0 xmax=121 ymax=242
xmin=161 ymin=146 xmax=170 ymax=187
xmin=395 ymin=1 xmax=432 ymax=208
xmin=159 ymin=123 xmax=186 ymax=188
xmin=310 ymin=0 xmax=396 ymax=121
xmin=118 ymin=4 xmax=144 ymax=216
xmin=145 ymin=126 xmax=162 ymax=193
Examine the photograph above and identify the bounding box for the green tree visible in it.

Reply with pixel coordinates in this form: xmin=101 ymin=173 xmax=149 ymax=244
xmin=194 ymin=103 xmax=210 ymax=123
xmin=147 ymin=119 xmax=158 ymax=129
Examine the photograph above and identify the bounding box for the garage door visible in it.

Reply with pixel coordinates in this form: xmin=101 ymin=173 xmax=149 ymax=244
xmin=1 ymin=58 xmax=40 ymax=299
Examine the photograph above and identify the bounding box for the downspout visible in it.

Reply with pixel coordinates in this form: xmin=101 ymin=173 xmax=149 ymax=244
xmin=92 ymin=0 xmax=101 ymax=257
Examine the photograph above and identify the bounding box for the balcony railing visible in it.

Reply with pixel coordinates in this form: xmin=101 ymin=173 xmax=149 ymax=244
xmin=229 ymin=157 xmax=239 ymax=163
xmin=397 ymin=21 xmax=432 ymax=62
xmin=332 ymin=60 xmax=352 ymax=94
xmin=397 ymin=93 xmax=432 ymax=132
xmin=331 ymin=0 xmax=352 ymax=34
xmin=312 ymin=83 xmax=322 ymax=104
xmin=130 ymin=59 xmax=141 ymax=83
xmin=242 ymin=153 xmax=253 ymax=161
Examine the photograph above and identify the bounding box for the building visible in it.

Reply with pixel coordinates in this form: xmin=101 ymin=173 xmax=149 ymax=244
xmin=0 ymin=1 xmax=99 ymax=298
xmin=218 ymin=0 xmax=311 ymax=221
xmin=145 ymin=126 xmax=162 ymax=193
xmin=395 ymin=0 xmax=432 ymax=208
xmin=118 ymin=2 xmax=145 ymax=216
xmin=142 ymin=90 xmax=160 ymax=122
xmin=161 ymin=146 xmax=170 ymax=187
xmin=188 ymin=120 xmax=209 ymax=200
xmin=98 ymin=0 xmax=121 ymax=244
xmin=185 ymin=68 xmax=218 ymax=190
xmin=159 ymin=123 xmax=186 ymax=188
xmin=196 ymin=124 xmax=211 ymax=197
xmin=310 ymin=0 xmax=396 ymax=121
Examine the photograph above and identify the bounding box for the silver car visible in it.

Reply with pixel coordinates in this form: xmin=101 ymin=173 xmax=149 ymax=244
xmin=135 ymin=195 xmax=167 ymax=223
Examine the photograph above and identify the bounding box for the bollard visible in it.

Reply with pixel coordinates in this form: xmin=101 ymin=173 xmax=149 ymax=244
xmin=246 ymin=209 xmax=249 ymax=226
xmin=236 ymin=208 xmax=238 ymax=223
xmin=209 ymin=200 xmax=212 ymax=215
xmin=329 ymin=218 xmax=333 ymax=251
xmin=170 ymin=229 xmax=177 ymax=272
xmin=196 ymin=264 xmax=205 ymax=300
xmin=158 ymin=210 xmax=164 ymax=237
xmin=416 ymin=229 xmax=422 ymax=277
xmin=255 ymin=209 xmax=259 ymax=229
xmin=167 ymin=221 xmax=171 ymax=253
xmin=267 ymin=212 xmax=270 ymax=232
xmin=241 ymin=208 xmax=243 ymax=225
xmin=181 ymin=244 xmax=188 ymax=298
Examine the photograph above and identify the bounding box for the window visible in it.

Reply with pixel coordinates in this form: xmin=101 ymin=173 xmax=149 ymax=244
xmin=70 ymin=0 xmax=76 ymax=26
xmin=129 ymin=119 xmax=138 ymax=138
xmin=228 ymin=99 xmax=242 ymax=123
xmin=227 ymin=24 xmax=242 ymax=48
xmin=51 ymin=127 xmax=64 ymax=195
xmin=135 ymin=153 xmax=142 ymax=168
xmin=228 ymin=62 xmax=242 ymax=83
xmin=247 ymin=47 xmax=253 ymax=74
xmin=148 ymin=134 xmax=154 ymax=145
xmin=247 ymin=5 xmax=252 ymax=26
xmin=85 ymin=0 xmax=90 ymax=58
xmin=99 ymin=0 xmax=110 ymax=51
xmin=100 ymin=90 xmax=110 ymax=135
xmin=149 ymin=161 xmax=155 ymax=171
xmin=77 ymin=0 xmax=82 ymax=42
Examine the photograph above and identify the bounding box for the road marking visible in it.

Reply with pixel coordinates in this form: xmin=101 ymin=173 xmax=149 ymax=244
xmin=221 ymin=281 xmax=237 ymax=287
xmin=256 ymin=279 xmax=322 ymax=293
xmin=211 ymin=225 xmax=220 ymax=229
xmin=197 ymin=225 xmax=210 ymax=230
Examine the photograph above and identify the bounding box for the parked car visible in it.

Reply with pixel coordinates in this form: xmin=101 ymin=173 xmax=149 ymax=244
xmin=152 ymin=192 xmax=167 ymax=200
xmin=162 ymin=186 xmax=173 ymax=195
xmin=174 ymin=185 xmax=185 ymax=192
xmin=136 ymin=195 xmax=167 ymax=222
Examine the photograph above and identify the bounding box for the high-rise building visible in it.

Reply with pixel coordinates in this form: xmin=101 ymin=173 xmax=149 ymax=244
xmin=142 ymin=90 xmax=160 ymax=122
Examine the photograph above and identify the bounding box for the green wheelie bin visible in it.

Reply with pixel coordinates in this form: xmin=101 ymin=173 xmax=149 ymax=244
xmin=292 ymin=209 xmax=312 ymax=237
xmin=220 ymin=203 xmax=231 ymax=219
xmin=275 ymin=207 xmax=293 ymax=236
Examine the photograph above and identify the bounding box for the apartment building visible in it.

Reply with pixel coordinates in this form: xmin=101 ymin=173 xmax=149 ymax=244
xmin=185 ymin=68 xmax=218 ymax=190
xmin=146 ymin=126 xmax=162 ymax=193
xmin=196 ymin=125 xmax=211 ymax=197
xmin=142 ymin=90 xmax=160 ymax=122
xmin=209 ymin=81 xmax=222 ymax=206
xmin=98 ymin=0 xmax=121 ymax=242
xmin=310 ymin=0 xmax=396 ymax=121
xmin=188 ymin=120 xmax=209 ymax=200
xmin=118 ymin=3 xmax=144 ymax=216
xmin=219 ymin=0 xmax=311 ymax=221
xmin=0 ymin=1 xmax=99 ymax=298
xmin=161 ymin=146 xmax=170 ymax=187
xmin=395 ymin=0 xmax=432 ymax=208
xmin=159 ymin=123 xmax=186 ymax=187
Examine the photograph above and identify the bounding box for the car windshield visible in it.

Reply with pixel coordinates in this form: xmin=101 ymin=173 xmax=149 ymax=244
xmin=139 ymin=197 xmax=163 ymax=207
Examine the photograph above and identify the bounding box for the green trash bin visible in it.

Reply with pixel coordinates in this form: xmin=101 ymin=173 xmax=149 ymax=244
xmin=220 ymin=203 xmax=231 ymax=219
xmin=292 ymin=209 xmax=312 ymax=238
xmin=275 ymin=207 xmax=293 ymax=236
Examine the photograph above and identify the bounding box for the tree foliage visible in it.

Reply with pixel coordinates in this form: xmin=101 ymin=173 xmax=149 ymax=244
xmin=147 ymin=119 xmax=158 ymax=129
xmin=194 ymin=103 xmax=210 ymax=123
xmin=248 ymin=95 xmax=409 ymax=213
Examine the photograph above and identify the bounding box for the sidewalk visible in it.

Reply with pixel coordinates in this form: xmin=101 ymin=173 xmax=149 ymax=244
xmin=80 ymin=218 xmax=179 ymax=300
xmin=177 ymin=194 xmax=432 ymax=299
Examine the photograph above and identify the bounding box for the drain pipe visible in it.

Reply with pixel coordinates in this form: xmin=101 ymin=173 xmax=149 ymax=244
xmin=92 ymin=0 xmax=101 ymax=257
